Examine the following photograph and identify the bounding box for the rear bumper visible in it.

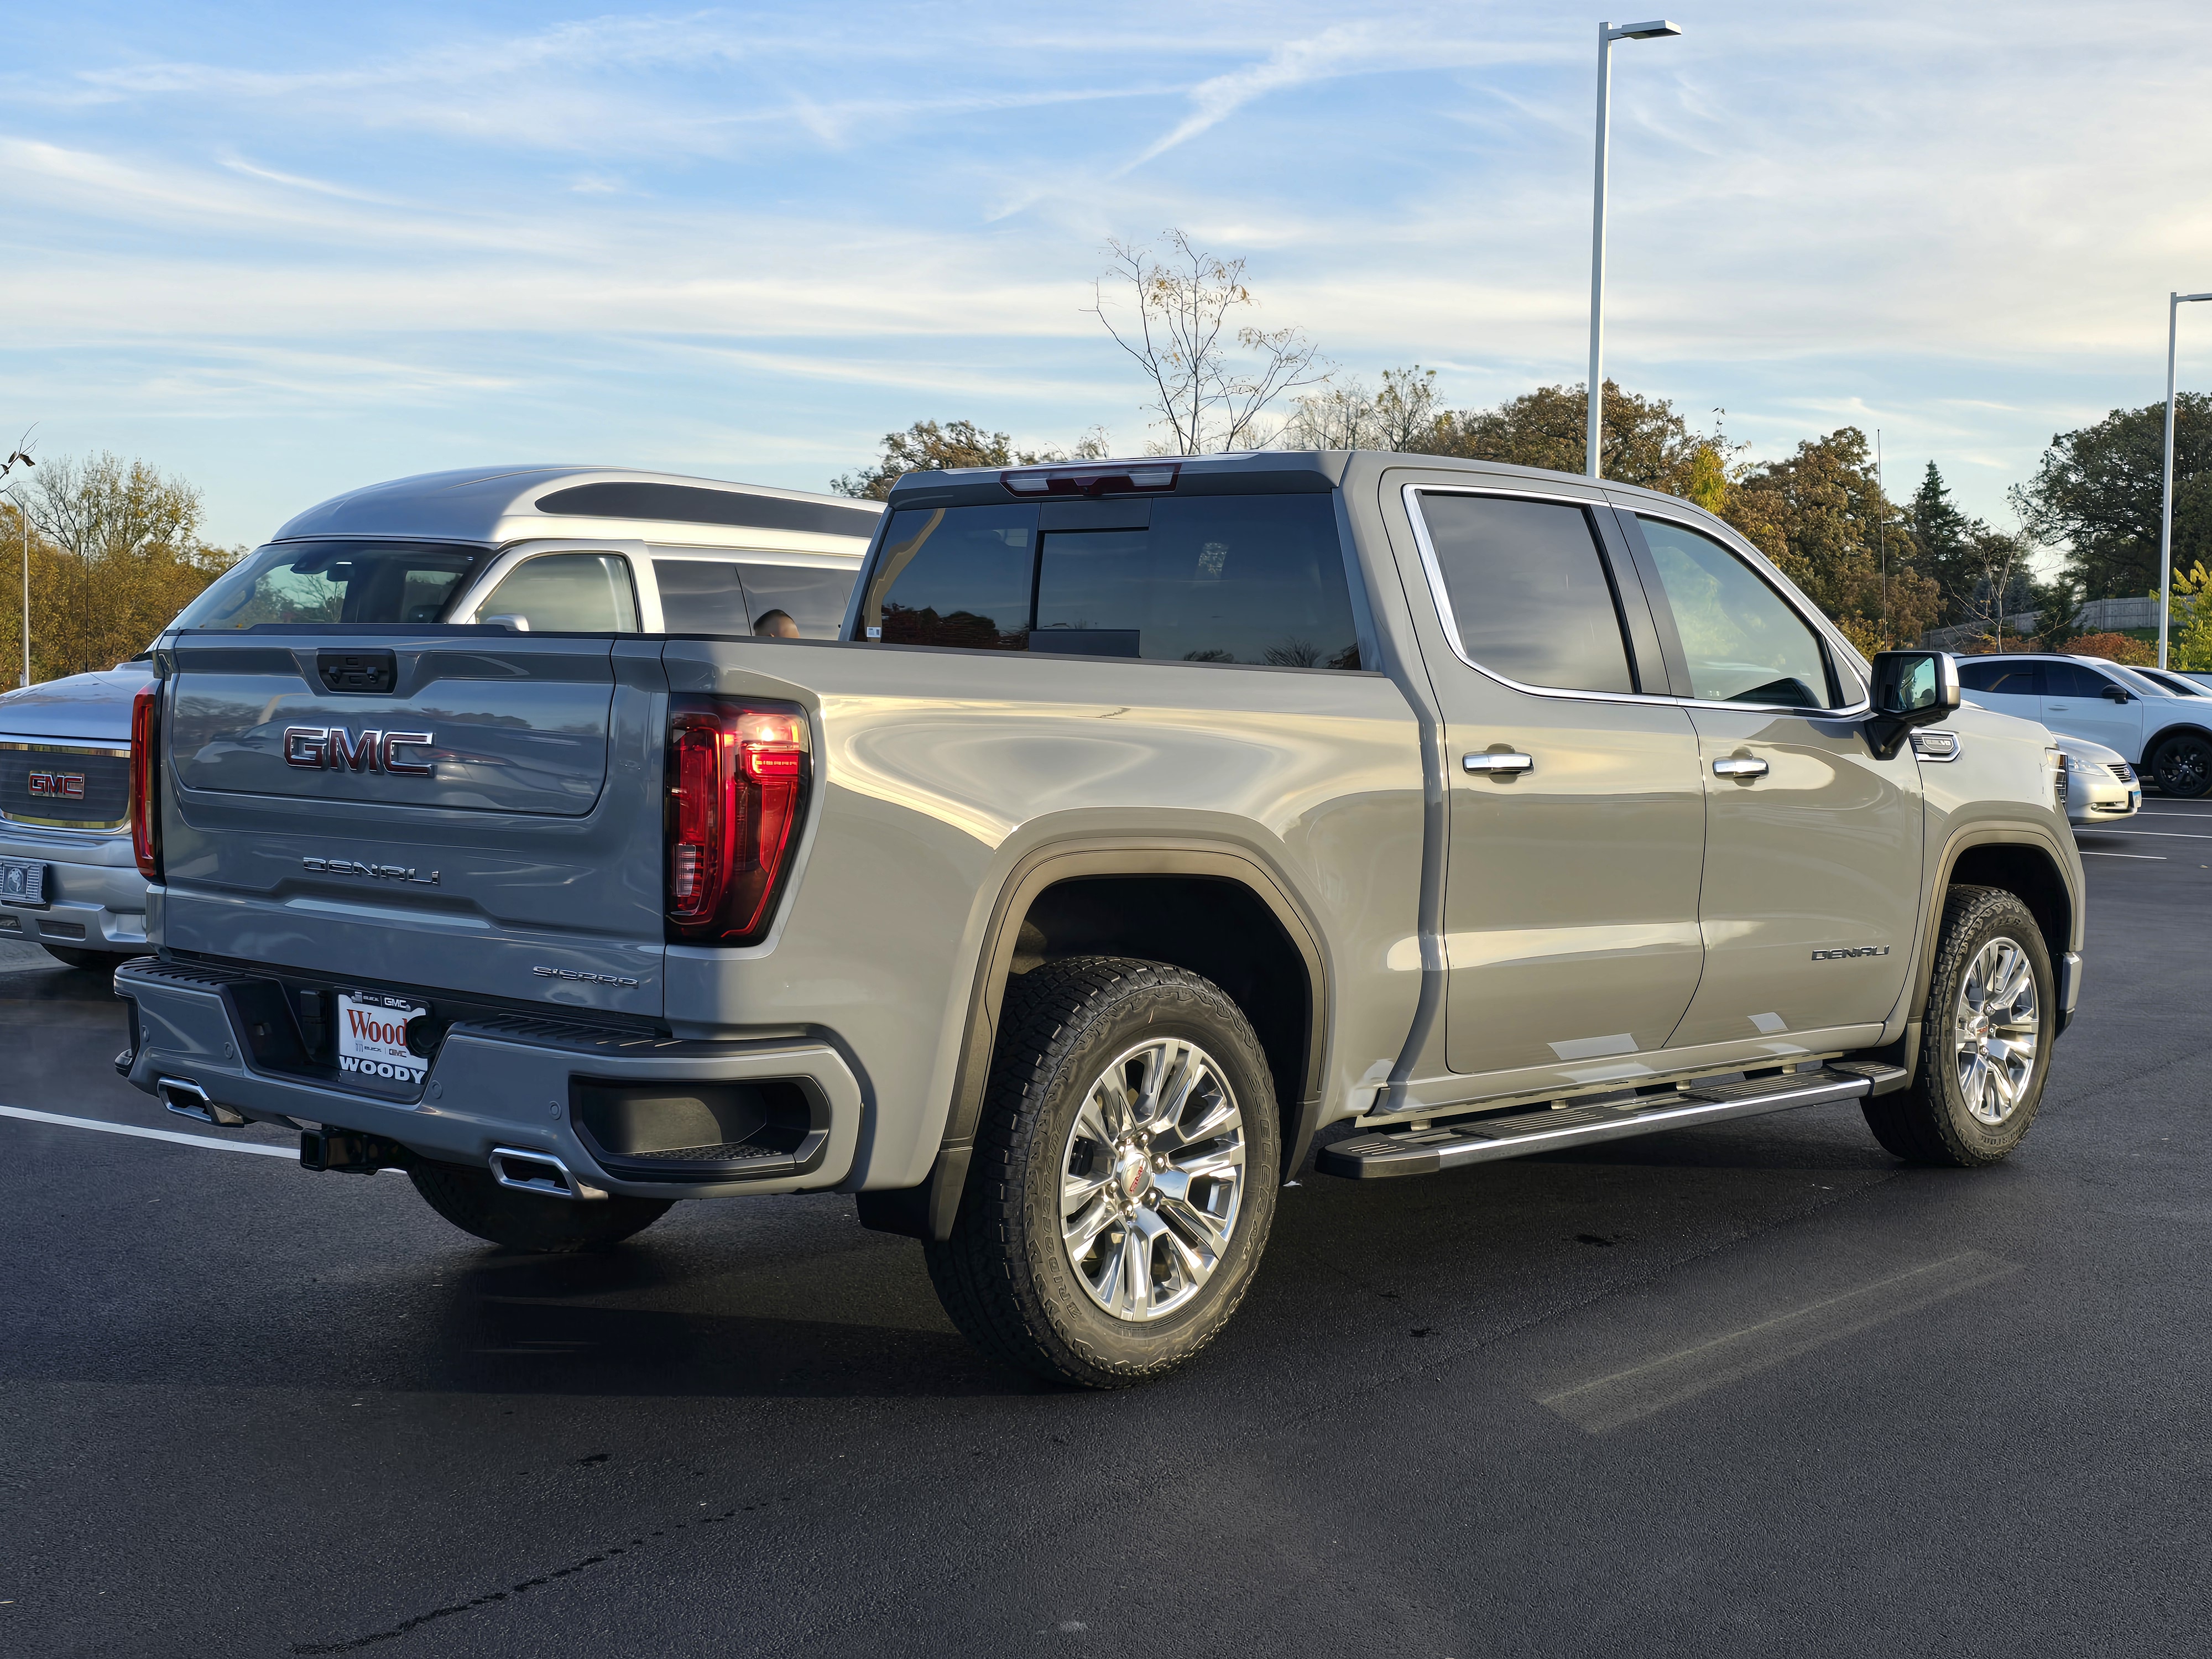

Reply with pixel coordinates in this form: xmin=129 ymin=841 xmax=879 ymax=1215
xmin=0 ymin=827 xmax=148 ymax=955
xmin=112 ymin=958 xmax=860 ymax=1198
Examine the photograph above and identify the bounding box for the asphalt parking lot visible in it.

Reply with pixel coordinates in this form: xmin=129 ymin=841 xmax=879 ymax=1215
xmin=4 ymin=808 xmax=2209 ymax=1658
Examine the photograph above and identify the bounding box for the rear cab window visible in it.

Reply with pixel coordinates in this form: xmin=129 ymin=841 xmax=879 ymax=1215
xmin=175 ymin=541 xmax=487 ymax=629
xmin=652 ymin=559 xmax=857 ymax=640
xmin=855 ymin=494 xmax=1361 ymax=669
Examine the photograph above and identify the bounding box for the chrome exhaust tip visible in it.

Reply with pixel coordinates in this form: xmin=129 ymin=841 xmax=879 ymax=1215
xmin=156 ymin=1077 xmax=247 ymax=1128
xmin=488 ymin=1146 xmax=606 ymax=1201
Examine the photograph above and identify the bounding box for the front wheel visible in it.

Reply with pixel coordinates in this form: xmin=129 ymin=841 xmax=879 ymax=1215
xmin=1862 ymin=885 xmax=2052 ymax=1167
xmin=2151 ymin=732 xmax=2212 ymax=799
xmin=409 ymin=1159 xmax=671 ymax=1253
xmin=925 ymin=957 xmax=1281 ymax=1388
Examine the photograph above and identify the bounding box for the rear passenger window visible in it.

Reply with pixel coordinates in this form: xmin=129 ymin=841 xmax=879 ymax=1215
xmin=858 ymin=496 xmax=1361 ymax=668
xmin=1415 ymin=494 xmax=1635 ymax=693
xmin=1958 ymin=660 xmax=2042 ymax=697
xmin=2042 ymin=660 xmax=2110 ymax=699
xmin=474 ymin=552 xmax=638 ymax=633
xmin=651 ymin=560 xmax=752 ymax=636
xmin=738 ymin=565 xmax=855 ymax=640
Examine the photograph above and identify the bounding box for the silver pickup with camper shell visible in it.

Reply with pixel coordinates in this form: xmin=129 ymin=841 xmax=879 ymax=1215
xmin=113 ymin=450 xmax=2085 ymax=1387
xmin=0 ymin=466 xmax=874 ymax=973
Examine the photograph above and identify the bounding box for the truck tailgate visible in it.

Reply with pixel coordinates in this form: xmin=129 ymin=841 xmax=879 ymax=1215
xmin=158 ymin=632 xmax=667 ymax=1016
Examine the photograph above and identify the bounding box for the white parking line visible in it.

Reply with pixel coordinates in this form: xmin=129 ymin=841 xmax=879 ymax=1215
xmin=2080 ymin=851 xmax=2166 ymax=859
xmin=0 ymin=1102 xmax=297 ymax=1159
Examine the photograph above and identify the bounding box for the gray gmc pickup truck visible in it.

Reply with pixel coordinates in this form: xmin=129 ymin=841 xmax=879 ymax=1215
xmin=114 ymin=450 xmax=2084 ymax=1386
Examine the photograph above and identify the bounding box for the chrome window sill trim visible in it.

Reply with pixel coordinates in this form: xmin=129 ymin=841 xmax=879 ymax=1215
xmin=1397 ymin=482 xmax=1872 ymax=719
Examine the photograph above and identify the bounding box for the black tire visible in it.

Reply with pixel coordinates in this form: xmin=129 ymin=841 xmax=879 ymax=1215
xmin=1863 ymin=885 xmax=2053 ymax=1167
xmin=925 ymin=957 xmax=1281 ymax=1389
xmin=2150 ymin=732 xmax=2212 ymax=799
xmin=408 ymin=1159 xmax=671 ymax=1253
xmin=41 ymin=945 xmax=117 ymax=972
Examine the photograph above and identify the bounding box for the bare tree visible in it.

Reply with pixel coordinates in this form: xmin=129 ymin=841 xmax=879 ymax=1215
xmin=1088 ymin=230 xmax=1327 ymax=455
xmin=1278 ymin=366 xmax=1442 ymax=452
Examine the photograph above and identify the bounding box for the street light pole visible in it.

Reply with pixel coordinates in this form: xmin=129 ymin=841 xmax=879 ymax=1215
xmin=2159 ymin=290 xmax=2212 ymax=669
xmin=1586 ymin=18 xmax=1682 ymax=481
xmin=1 ymin=438 xmax=33 ymax=689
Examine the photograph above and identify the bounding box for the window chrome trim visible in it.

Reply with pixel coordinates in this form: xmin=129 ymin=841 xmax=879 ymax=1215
xmin=1398 ymin=482 xmax=1874 ymax=718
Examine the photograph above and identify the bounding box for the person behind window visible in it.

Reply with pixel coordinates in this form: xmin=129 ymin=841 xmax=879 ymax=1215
xmin=753 ymin=608 xmax=800 ymax=640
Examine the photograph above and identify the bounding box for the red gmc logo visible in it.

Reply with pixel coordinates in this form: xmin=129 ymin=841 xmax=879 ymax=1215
xmin=28 ymin=771 xmax=86 ymax=800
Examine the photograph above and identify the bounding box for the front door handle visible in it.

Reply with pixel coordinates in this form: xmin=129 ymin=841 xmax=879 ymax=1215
xmin=1713 ymin=756 xmax=1770 ymax=779
xmin=1464 ymin=752 xmax=1534 ymax=775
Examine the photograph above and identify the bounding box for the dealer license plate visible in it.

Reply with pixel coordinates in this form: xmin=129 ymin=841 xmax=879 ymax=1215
xmin=336 ymin=990 xmax=429 ymax=1084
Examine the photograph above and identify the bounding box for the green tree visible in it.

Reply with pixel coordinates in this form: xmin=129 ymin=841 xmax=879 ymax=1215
xmin=1720 ymin=426 xmax=1941 ymax=651
xmin=2012 ymin=393 xmax=2212 ymax=599
xmin=1417 ymin=380 xmax=1717 ymax=495
xmin=1906 ymin=462 xmax=1985 ymax=625
xmin=831 ymin=419 xmax=1109 ymax=501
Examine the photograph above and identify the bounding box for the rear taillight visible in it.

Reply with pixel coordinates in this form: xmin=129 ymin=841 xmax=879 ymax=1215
xmin=665 ymin=698 xmax=810 ymax=944
xmin=130 ymin=685 xmax=163 ymax=882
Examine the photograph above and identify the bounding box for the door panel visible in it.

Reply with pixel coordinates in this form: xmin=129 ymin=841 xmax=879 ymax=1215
xmin=2041 ymin=659 xmax=2142 ymax=757
xmin=1406 ymin=488 xmax=1708 ymax=1082
xmin=1667 ymin=711 xmax=1920 ymax=1048
xmin=1443 ymin=693 xmax=1707 ymax=1074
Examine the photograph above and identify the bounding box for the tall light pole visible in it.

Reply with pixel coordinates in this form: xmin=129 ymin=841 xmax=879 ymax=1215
xmin=1587 ymin=18 xmax=1682 ymax=480
xmin=2159 ymin=290 xmax=2212 ymax=669
xmin=2 ymin=437 xmax=32 ymax=689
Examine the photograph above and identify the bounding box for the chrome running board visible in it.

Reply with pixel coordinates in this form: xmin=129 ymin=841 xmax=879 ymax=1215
xmin=1317 ymin=1062 xmax=1908 ymax=1180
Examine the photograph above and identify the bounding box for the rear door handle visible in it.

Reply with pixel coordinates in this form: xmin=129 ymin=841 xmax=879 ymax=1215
xmin=1713 ymin=757 xmax=1770 ymax=779
xmin=1464 ymin=752 xmax=1534 ymax=775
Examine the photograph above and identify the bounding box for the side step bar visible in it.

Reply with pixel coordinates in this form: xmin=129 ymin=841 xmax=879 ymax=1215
xmin=1317 ymin=1062 xmax=1908 ymax=1180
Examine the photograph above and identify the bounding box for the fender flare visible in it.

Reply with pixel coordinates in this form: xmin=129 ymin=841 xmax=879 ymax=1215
xmin=857 ymin=836 xmax=1331 ymax=1239
xmin=1897 ymin=822 xmax=2080 ymax=1038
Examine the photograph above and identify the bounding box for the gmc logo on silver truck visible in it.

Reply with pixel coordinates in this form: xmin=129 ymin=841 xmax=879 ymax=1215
xmin=27 ymin=771 xmax=87 ymax=799
xmin=283 ymin=727 xmax=434 ymax=775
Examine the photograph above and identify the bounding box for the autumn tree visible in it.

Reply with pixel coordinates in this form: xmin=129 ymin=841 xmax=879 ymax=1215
xmin=1089 ymin=230 xmax=1326 ymax=455
xmin=12 ymin=453 xmax=241 ymax=681
xmin=1417 ymin=380 xmax=1723 ymax=497
xmin=2013 ymin=393 xmax=2212 ymax=600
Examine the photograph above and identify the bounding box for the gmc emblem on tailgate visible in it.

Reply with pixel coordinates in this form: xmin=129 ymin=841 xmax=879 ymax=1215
xmin=28 ymin=771 xmax=87 ymax=799
xmin=283 ymin=726 xmax=434 ymax=775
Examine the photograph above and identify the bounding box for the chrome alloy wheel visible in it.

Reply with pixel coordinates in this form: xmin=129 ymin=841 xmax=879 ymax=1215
xmin=1058 ymin=1036 xmax=1247 ymax=1323
xmin=1953 ymin=935 xmax=2041 ymax=1126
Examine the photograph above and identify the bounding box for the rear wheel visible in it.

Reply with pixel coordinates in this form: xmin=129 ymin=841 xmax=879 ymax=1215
xmin=1863 ymin=885 xmax=2052 ymax=1167
xmin=2151 ymin=732 xmax=2212 ymax=798
xmin=925 ymin=957 xmax=1280 ymax=1388
xmin=409 ymin=1159 xmax=671 ymax=1253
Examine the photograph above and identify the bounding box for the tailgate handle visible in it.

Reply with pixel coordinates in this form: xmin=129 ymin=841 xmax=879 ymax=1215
xmin=317 ymin=649 xmax=398 ymax=695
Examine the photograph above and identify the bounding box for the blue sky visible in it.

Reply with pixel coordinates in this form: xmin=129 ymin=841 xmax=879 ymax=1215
xmin=4 ymin=1 xmax=2209 ymax=548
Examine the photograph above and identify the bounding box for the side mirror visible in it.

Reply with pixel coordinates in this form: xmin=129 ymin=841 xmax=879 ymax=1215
xmin=2101 ymin=685 xmax=2131 ymax=703
xmin=1865 ymin=650 xmax=1960 ymax=760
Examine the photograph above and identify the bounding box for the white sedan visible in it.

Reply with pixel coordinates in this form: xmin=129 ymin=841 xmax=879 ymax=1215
xmin=2054 ymin=731 xmax=2141 ymax=827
